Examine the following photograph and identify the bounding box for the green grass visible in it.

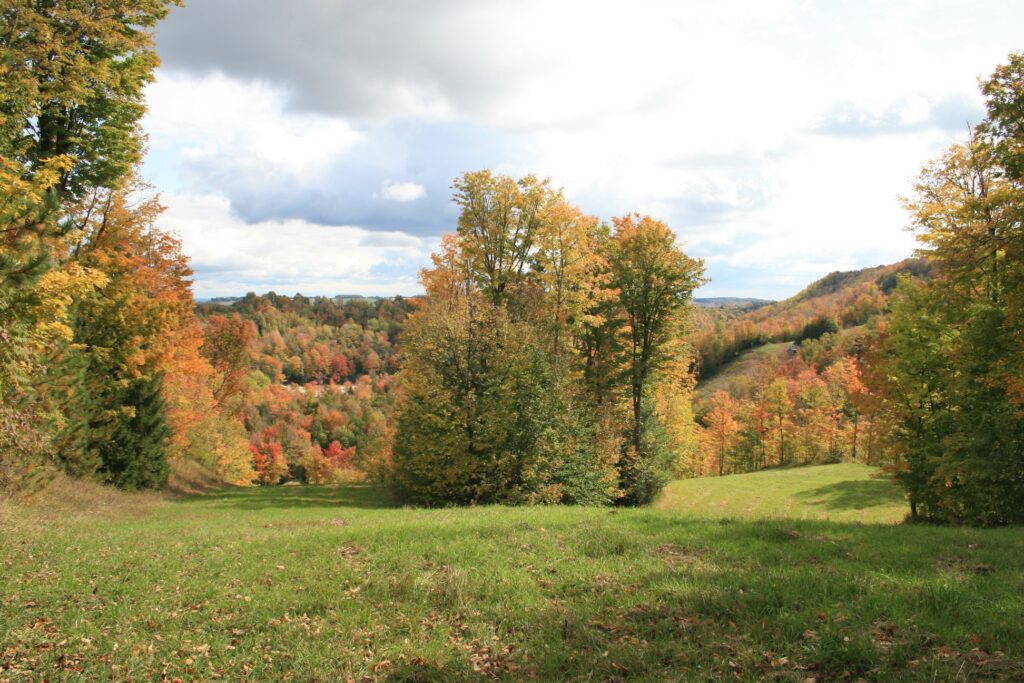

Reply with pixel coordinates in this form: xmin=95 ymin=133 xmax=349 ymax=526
xmin=655 ymin=463 xmax=908 ymax=524
xmin=2 ymin=475 xmax=1023 ymax=681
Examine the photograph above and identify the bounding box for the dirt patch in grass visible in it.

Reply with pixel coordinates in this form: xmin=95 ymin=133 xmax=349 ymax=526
xmin=337 ymin=543 xmax=362 ymax=562
xmin=657 ymin=544 xmax=709 ymax=565
xmin=936 ymin=556 xmax=995 ymax=576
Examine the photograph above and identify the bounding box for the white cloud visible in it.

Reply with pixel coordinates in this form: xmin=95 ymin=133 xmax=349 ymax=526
xmin=377 ymin=180 xmax=427 ymax=203
xmin=157 ymin=193 xmax=435 ymax=299
xmin=142 ymin=0 xmax=1024 ymax=298
xmin=142 ymin=72 xmax=363 ymax=184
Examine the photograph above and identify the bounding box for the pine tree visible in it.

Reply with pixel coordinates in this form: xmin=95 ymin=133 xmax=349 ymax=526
xmin=100 ymin=376 xmax=171 ymax=490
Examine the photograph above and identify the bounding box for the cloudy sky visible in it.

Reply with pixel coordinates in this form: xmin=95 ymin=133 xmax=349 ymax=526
xmin=142 ymin=0 xmax=1023 ymax=300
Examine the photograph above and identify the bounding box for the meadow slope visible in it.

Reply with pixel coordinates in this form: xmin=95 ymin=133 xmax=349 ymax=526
xmin=2 ymin=472 xmax=1023 ymax=681
xmin=655 ymin=463 xmax=907 ymax=524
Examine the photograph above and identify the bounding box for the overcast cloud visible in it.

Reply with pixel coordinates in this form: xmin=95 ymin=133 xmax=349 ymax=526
xmin=142 ymin=0 xmax=1024 ymax=299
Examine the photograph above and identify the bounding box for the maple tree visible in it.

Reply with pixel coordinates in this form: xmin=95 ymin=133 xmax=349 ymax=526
xmin=451 ymin=171 xmax=555 ymax=306
xmin=702 ymin=392 xmax=740 ymax=476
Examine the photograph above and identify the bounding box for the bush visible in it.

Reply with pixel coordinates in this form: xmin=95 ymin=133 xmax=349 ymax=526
xmin=392 ymin=293 xmax=619 ymax=506
xmin=616 ymin=405 xmax=675 ymax=506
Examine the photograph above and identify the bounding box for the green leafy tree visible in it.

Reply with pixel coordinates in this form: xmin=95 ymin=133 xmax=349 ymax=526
xmin=872 ymin=53 xmax=1024 ymax=525
xmin=1 ymin=0 xmax=175 ymax=200
xmin=607 ymin=214 xmax=705 ymax=502
xmin=99 ymin=375 xmax=171 ymax=489
xmin=451 ymin=170 xmax=556 ymax=306
xmin=392 ymin=291 xmax=557 ymax=505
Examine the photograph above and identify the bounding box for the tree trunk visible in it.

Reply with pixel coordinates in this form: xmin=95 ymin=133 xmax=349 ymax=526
xmin=778 ymin=417 xmax=785 ymax=466
xmin=632 ymin=382 xmax=643 ymax=454
xmin=851 ymin=413 xmax=860 ymax=461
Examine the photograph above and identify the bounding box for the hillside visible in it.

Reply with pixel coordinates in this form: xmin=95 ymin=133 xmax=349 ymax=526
xmin=694 ymin=297 xmax=773 ymax=309
xmin=686 ymin=261 xmax=932 ymax=472
xmin=692 ymin=258 xmax=930 ymax=380
xmin=695 ymin=341 xmax=792 ymax=400
xmin=192 ymin=293 xmax=414 ymax=483
xmin=655 ymin=463 xmax=907 ymax=523
xmin=4 ymin=473 xmax=1023 ymax=680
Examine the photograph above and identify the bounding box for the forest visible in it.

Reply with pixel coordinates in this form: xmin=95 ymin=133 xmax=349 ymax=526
xmin=1 ymin=1 xmax=1022 ymax=528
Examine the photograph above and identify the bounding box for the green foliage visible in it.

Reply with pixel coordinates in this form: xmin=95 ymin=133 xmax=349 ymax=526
xmin=874 ymin=54 xmax=1024 ymax=525
xmin=99 ymin=376 xmax=171 ymax=490
xmin=796 ymin=315 xmax=839 ymax=342
xmin=616 ymin=402 xmax=675 ymax=505
xmin=392 ymin=293 xmax=563 ymax=505
xmin=882 ymin=281 xmax=1024 ymax=525
xmin=540 ymin=389 xmax=620 ymax=506
xmin=0 ymin=0 xmax=176 ymax=201
xmin=981 ymin=51 xmax=1024 ymax=180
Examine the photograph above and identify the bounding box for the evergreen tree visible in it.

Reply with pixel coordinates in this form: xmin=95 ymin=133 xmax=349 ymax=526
xmin=100 ymin=376 xmax=171 ymax=490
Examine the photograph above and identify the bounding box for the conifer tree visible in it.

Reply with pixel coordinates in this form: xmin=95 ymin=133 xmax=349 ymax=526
xmin=100 ymin=376 xmax=171 ymax=490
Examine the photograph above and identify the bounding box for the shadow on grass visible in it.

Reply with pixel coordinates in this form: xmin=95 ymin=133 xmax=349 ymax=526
xmin=193 ymin=484 xmax=398 ymax=510
xmin=795 ymin=479 xmax=904 ymax=511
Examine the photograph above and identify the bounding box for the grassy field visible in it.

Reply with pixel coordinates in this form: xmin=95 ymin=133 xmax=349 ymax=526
xmin=655 ymin=463 xmax=908 ymax=524
xmin=2 ymin=471 xmax=1023 ymax=681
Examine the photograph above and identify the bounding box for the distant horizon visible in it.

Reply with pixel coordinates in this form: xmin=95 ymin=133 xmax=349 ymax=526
xmin=189 ymin=256 xmax=916 ymax=304
xmin=195 ymin=292 xmax=780 ymax=303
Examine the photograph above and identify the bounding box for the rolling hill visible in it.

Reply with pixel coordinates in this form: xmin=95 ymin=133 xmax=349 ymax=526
xmin=692 ymin=258 xmax=931 ymax=381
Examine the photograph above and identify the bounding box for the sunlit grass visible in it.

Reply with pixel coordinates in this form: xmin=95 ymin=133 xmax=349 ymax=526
xmin=2 ymin=475 xmax=1021 ymax=680
xmin=655 ymin=463 xmax=908 ymax=524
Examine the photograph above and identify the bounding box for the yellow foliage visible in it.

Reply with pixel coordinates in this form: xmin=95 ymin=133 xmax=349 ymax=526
xmin=31 ymin=263 xmax=108 ymax=347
